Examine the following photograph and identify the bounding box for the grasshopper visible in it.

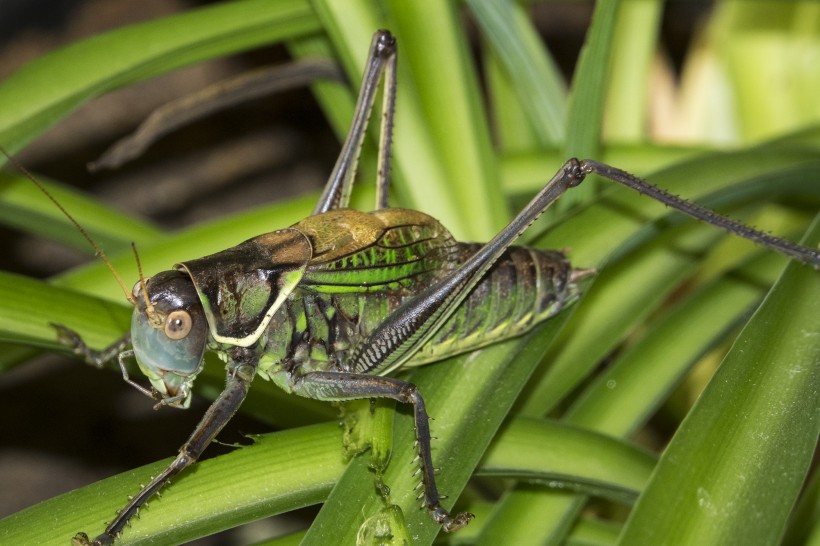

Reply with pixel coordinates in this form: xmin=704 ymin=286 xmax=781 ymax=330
xmin=8 ymin=29 xmax=818 ymax=545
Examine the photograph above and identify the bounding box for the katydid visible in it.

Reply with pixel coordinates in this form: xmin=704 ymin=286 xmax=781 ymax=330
xmin=10 ymin=30 xmax=818 ymax=545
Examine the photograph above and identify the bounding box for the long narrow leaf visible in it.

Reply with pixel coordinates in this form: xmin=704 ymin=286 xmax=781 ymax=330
xmin=2 ymin=4 xmax=818 ymax=546
xmin=563 ymin=0 xmax=620 ymax=205
xmin=468 ymin=0 xmax=566 ymax=146
xmin=0 ymin=0 xmax=318 ymax=154
xmin=617 ymin=217 xmax=820 ymax=545
xmin=0 ymin=423 xmax=346 ymax=546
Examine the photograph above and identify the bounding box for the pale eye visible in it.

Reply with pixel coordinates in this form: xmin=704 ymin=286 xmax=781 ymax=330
xmin=164 ymin=310 xmax=192 ymax=340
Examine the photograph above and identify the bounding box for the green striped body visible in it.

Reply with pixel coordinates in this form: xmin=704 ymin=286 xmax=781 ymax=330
xmin=257 ymin=208 xmax=582 ymax=389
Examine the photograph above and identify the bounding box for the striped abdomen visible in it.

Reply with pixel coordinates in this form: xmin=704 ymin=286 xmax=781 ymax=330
xmin=405 ymin=243 xmax=581 ymax=366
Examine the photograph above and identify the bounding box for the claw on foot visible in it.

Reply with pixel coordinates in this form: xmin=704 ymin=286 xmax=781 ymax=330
xmin=71 ymin=532 xmax=91 ymax=546
xmin=442 ymin=511 xmax=474 ymax=533
xmin=52 ymin=323 xmax=82 ymax=350
xmin=430 ymin=505 xmax=474 ymax=533
xmin=71 ymin=531 xmax=113 ymax=546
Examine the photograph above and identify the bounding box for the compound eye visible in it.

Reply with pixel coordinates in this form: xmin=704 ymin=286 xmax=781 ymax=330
xmin=164 ymin=310 xmax=192 ymax=340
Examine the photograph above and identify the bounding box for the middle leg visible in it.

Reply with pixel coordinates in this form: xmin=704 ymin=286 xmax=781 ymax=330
xmin=290 ymin=371 xmax=473 ymax=532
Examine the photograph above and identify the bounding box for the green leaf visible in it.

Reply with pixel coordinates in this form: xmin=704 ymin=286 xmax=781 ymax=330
xmin=603 ymin=0 xmax=662 ymax=141
xmin=617 ymin=216 xmax=820 ymax=545
xmin=0 ymin=0 xmax=319 ymax=154
xmin=386 ymin=0 xmax=508 ymax=238
xmin=468 ymin=0 xmax=566 ymax=146
xmin=479 ymin=418 xmax=656 ymax=504
xmin=0 ymin=423 xmax=346 ymax=546
xmin=2 ymin=3 xmax=819 ymax=545
xmin=0 ymin=271 xmax=130 ymax=349
xmin=563 ymin=0 xmax=620 ymax=204
xmin=0 ymin=172 xmax=161 ymax=252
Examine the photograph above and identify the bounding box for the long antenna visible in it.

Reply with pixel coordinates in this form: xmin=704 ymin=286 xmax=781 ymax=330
xmin=1 ymin=147 xmax=137 ymax=304
xmin=131 ymin=241 xmax=159 ymax=325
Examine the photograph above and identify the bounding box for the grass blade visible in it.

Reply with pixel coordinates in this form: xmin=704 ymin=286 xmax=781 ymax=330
xmin=0 ymin=423 xmax=346 ymax=546
xmin=563 ymin=0 xmax=620 ymax=205
xmin=0 ymin=0 xmax=318 ymax=154
xmin=617 ymin=217 xmax=820 ymax=545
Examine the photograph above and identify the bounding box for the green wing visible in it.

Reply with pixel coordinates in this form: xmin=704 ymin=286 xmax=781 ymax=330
xmin=295 ymin=208 xmax=459 ymax=292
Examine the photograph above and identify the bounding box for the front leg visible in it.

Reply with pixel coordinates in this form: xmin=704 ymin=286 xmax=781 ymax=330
xmin=73 ymin=355 xmax=257 ymax=546
xmin=52 ymin=323 xmax=130 ymax=369
xmin=290 ymin=371 xmax=474 ymax=532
